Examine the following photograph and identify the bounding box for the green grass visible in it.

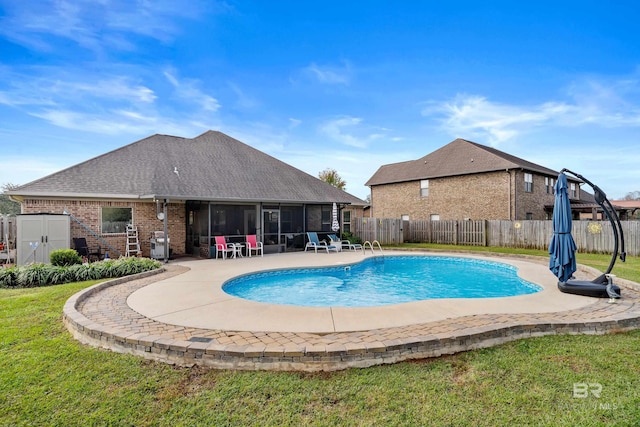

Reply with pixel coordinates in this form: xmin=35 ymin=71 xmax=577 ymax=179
xmin=397 ymin=243 xmax=640 ymax=283
xmin=1 ymin=248 xmax=640 ymax=426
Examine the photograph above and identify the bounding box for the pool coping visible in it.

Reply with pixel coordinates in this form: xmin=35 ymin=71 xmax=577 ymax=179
xmin=63 ymin=250 xmax=640 ymax=371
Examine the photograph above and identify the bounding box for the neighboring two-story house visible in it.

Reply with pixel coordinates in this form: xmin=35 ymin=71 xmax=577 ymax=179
xmin=366 ymin=138 xmax=581 ymax=221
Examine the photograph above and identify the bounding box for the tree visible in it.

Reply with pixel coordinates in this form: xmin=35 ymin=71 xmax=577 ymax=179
xmin=623 ymin=191 xmax=640 ymax=200
xmin=0 ymin=183 xmax=20 ymax=215
xmin=318 ymin=168 xmax=346 ymax=190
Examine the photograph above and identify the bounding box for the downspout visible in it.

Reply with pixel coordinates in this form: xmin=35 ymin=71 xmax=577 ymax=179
xmin=163 ymin=199 xmax=168 ymax=263
xmin=506 ymin=169 xmax=511 ymax=220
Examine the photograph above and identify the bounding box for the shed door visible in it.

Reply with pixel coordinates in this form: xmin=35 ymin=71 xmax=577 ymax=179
xmin=45 ymin=215 xmax=70 ymax=253
xmin=17 ymin=216 xmax=46 ymax=264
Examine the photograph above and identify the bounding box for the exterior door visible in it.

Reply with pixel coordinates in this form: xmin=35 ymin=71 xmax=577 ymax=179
xmin=262 ymin=208 xmax=282 ymax=253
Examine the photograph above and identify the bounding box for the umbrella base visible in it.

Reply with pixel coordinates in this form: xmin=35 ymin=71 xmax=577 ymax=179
xmin=558 ymin=276 xmax=621 ymax=299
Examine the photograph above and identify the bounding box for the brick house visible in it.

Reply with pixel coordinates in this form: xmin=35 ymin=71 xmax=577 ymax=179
xmin=8 ymin=131 xmax=366 ymax=258
xmin=365 ymin=138 xmax=582 ymax=221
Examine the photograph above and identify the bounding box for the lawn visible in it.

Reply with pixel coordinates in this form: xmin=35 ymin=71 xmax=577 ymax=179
xmin=1 ymin=247 xmax=639 ymax=426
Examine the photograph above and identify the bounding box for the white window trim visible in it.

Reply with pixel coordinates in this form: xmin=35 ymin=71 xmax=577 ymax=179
xmin=420 ymin=179 xmax=429 ymax=197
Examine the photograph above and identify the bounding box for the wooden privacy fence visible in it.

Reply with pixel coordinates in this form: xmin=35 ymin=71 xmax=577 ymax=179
xmin=351 ymin=218 xmax=640 ymax=256
xmin=0 ymin=215 xmax=16 ymax=248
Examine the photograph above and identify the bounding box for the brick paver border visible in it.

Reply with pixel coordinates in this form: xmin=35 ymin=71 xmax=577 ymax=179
xmin=63 ymin=262 xmax=640 ymax=371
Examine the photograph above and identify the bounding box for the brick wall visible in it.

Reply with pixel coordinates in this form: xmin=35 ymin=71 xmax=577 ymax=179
xmin=513 ymin=171 xmax=556 ymax=220
xmin=370 ymin=170 xmax=556 ymax=220
xmin=21 ymin=199 xmax=186 ymax=257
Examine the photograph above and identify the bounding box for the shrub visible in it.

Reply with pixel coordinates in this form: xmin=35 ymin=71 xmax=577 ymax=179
xmin=0 ymin=257 xmax=162 ymax=288
xmin=50 ymin=249 xmax=83 ymax=267
xmin=341 ymin=231 xmax=363 ymax=244
xmin=16 ymin=263 xmax=58 ymax=287
xmin=0 ymin=266 xmax=17 ymax=288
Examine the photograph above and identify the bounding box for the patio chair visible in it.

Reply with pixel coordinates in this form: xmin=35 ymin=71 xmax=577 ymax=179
xmin=73 ymin=237 xmax=102 ymax=262
xmin=214 ymin=236 xmax=237 ymax=259
xmin=245 ymin=234 xmax=263 ymax=257
xmin=328 ymin=234 xmax=364 ymax=253
xmin=305 ymin=232 xmax=338 ymax=253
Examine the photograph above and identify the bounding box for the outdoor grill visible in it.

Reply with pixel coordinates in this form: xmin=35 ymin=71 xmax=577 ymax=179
xmin=150 ymin=231 xmax=170 ymax=259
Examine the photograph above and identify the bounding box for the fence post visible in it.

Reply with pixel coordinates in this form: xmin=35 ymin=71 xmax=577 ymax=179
xmin=454 ymin=221 xmax=458 ymax=245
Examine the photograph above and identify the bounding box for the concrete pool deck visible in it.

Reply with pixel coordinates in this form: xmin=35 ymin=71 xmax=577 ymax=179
xmin=63 ymin=250 xmax=640 ymax=371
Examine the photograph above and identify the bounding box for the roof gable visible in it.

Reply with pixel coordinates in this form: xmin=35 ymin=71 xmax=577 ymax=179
xmin=10 ymin=131 xmax=365 ymax=205
xmin=366 ymin=138 xmax=561 ymax=186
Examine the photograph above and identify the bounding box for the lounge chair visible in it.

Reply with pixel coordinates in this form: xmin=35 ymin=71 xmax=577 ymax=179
xmin=214 ymin=236 xmax=237 ymax=259
xmin=328 ymin=234 xmax=364 ymax=253
xmin=305 ymin=232 xmax=338 ymax=253
xmin=73 ymin=237 xmax=102 ymax=262
xmin=245 ymin=234 xmax=263 ymax=257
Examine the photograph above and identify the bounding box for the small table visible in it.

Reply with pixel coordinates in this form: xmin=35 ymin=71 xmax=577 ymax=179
xmin=231 ymin=243 xmax=245 ymax=258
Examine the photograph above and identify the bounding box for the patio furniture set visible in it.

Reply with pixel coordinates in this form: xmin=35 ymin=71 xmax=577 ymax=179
xmin=214 ymin=232 xmax=364 ymax=258
xmin=304 ymin=232 xmax=364 ymax=254
xmin=214 ymin=234 xmax=264 ymax=259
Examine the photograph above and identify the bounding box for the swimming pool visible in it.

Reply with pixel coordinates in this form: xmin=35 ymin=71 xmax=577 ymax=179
xmin=222 ymin=255 xmax=542 ymax=307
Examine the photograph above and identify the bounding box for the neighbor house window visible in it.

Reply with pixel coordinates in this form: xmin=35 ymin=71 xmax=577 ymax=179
xmin=420 ymin=179 xmax=429 ymax=197
xmin=524 ymin=173 xmax=533 ymax=193
xmin=526 ymin=212 xmax=533 ymax=220
xmin=101 ymin=207 xmax=132 ymax=234
xmin=545 ymin=177 xmax=555 ymax=194
xmin=430 ymin=214 xmax=440 ymax=221
xmin=570 ymin=183 xmax=577 ymax=198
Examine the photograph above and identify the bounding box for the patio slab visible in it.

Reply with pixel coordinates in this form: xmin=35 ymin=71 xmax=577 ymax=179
xmin=63 ymin=250 xmax=640 ymax=371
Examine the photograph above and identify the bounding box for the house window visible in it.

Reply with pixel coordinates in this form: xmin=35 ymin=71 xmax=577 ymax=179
xmin=420 ymin=179 xmax=429 ymax=197
xmin=525 ymin=212 xmax=533 ymax=220
xmin=342 ymin=210 xmax=351 ymax=232
xmin=321 ymin=205 xmax=332 ymax=231
xmin=430 ymin=214 xmax=440 ymax=221
xmin=524 ymin=173 xmax=533 ymax=193
xmin=401 ymin=214 xmax=409 ymax=221
xmin=545 ymin=177 xmax=555 ymax=194
xmin=101 ymin=207 xmax=132 ymax=234
xmin=570 ymin=183 xmax=577 ymax=198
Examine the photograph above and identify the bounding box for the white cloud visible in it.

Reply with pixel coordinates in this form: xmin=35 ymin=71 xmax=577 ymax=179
xmin=319 ymin=116 xmax=386 ymax=148
xmin=0 ymin=0 xmax=211 ymax=53
xmin=422 ymin=94 xmax=572 ymax=145
xmin=164 ymin=69 xmax=220 ymax=112
xmin=288 ymin=118 xmax=302 ymax=129
xmin=423 ymin=74 xmax=640 ymax=145
xmin=0 ymin=70 xmax=156 ymax=108
xmin=227 ymin=82 xmax=259 ymax=110
xmin=51 ymin=78 xmax=157 ymax=104
xmin=302 ymin=62 xmax=352 ymax=85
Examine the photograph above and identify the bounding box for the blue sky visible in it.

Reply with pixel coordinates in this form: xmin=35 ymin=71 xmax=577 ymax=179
xmin=1 ymin=0 xmax=639 ymax=200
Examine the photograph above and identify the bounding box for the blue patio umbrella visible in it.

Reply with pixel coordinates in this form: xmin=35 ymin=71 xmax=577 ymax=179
xmin=548 ymin=173 xmax=577 ymax=283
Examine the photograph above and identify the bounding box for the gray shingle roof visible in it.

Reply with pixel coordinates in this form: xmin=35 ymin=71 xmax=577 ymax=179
xmin=10 ymin=131 xmax=365 ymax=205
xmin=366 ymin=138 xmax=562 ymax=186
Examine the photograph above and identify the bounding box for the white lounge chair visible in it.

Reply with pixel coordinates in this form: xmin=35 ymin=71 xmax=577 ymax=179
xmin=328 ymin=234 xmax=363 ymax=253
xmin=305 ymin=232 xmax=338 ymax=253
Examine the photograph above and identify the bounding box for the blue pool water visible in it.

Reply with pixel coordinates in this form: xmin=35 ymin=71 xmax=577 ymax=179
xmin=222 ymin=256 xmax=542 ymax=307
